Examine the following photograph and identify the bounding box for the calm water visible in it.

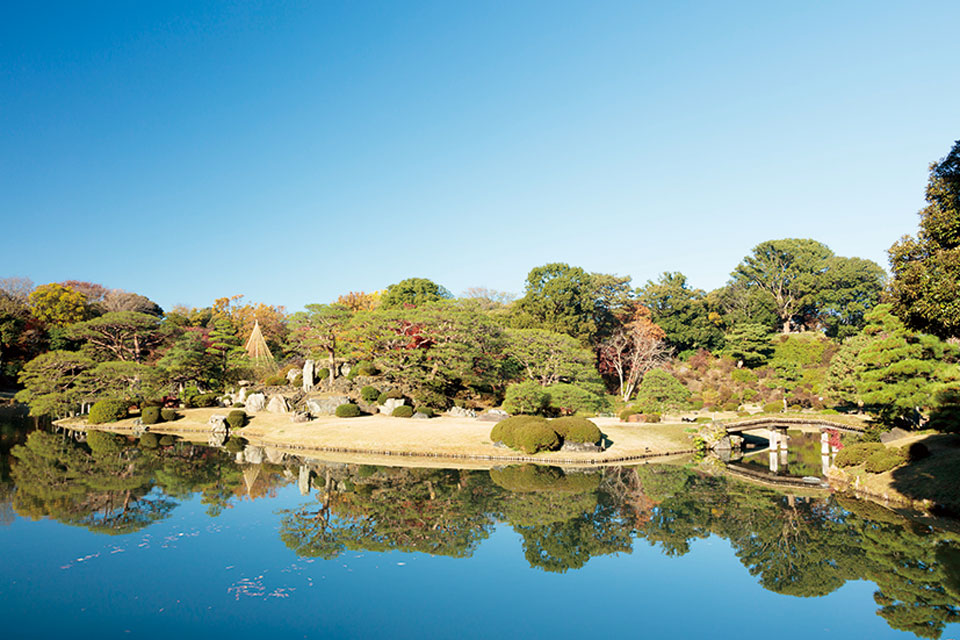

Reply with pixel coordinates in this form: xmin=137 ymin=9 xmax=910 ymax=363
xmin=2 ymin=422 xmax=960 ymax=639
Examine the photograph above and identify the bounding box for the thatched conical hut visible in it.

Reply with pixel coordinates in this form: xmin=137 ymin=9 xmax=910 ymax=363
xmin=245 ymin=320 xmax=276 ymax=367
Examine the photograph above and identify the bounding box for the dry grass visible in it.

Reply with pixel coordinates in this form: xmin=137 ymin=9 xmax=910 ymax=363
xmin=64 ymin=409 xmax=696 ymax=466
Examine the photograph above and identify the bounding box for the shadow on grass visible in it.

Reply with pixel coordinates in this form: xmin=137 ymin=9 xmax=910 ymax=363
xmin=889 ymin=434 xmax=960 ymax=517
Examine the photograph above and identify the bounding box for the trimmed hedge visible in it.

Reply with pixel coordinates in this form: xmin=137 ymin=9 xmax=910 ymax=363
xmin=88 ymin=399 xmax=129 ymax=425
xmin=762 ymin=402 xmax=783 ymax=413
xmin=515 ymin=422 xmax=561 ymax=454
xmin=865 ymin=447 xmax=908 ymax=473
xmin=392 ymin=405 xmax=414 ymax=418
xmin=908 ymin=442 xmax=930 ymax=462
xmin=722 ymin=402 xmax=739 ymax=412
xmin=619 ymin=407 xmax=638 ymax=421
xmin=160 ymin=408 xmax=180 ymax=421
xmin=193 ymin=393 xmax=220 ymax=408
xmin=835 ymin=442 xmax=885 ymax=467
xmin=226 ymin=410 xmax=247 ymax=429
xmin=490 ymin=416 xmax=550 ymax=449
xmin=642 ymin=413 xmax=661 ymax=423
xmin=141 ymin=405 xmax=163 ymax=425
xmin=550 ymin=416 xmax=601 ymax=444
xmin=336 ymin=403 xmax=361 ymax=418
xmin=414 ymin=406 xmax=435 ymax=418
xmin=360 ymin=386 xmax=381 ymax=403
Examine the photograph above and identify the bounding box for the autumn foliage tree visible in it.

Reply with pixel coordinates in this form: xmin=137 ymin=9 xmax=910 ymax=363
xmin=598 ymin=306 xmax=671 ymax=401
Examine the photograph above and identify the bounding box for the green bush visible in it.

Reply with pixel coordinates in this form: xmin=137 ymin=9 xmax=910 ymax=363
xmin=160 ymin=408 xmax=180 ymax=421
xmin=502 ymin=381 xmax=550 ymax=415
xmin=642 ymin=413 xmax=661 ymax=423
xmin=515 ymin=422 xmax=561 ymax=454
xmin=158 ymin=435 xmax=175 ymax=446
xmin=835 ymin=442 xmax=885 ymax=467
xmin=377 ymin=389 xmax=404 ymax=404
xmin=226 ymin=410 xmax=247 ymax=429
xmin=820 ymin=408 xmax=840 ymax=415
xmin=264 ymin=375 xmax=287 ymax=386
xmin=317 ymin=367 xmax=330 ymax=380
xmin=232 ymin=402 xmax=244 ymax=408
xmin=619 ymin=407 xmax=638 ymax=421
xmin=689 ymin=400 xmax=704 ymax=410
xmin=491 ymin=416 xmax=549 ymax=447
xmin=194 ymin=393 xmax=220 ymax=408
xmin=722 ymin=402 xmax=739 ymax=412
xmin=414 ymin=406 xmax=435 ymax=417
xmin=139 ymin=432 xmax=160 ymax=449
xmin=224 ymin=436 xmax=248 ymax=453
xmin=86 ymin=429 xmax=125 ymax=454
xmin=292 ymin=374 xmax=303 ymax=388
xmin=550 ymin=416 xmax=601 ymax=444
xmin=141 ymin=405 xmax=163 ymax=425
xmin=545 ymin=383 xmax=606 ymax=415
xmin=908 ymin=442 xmax=930 ymax=462
xmin=336 ymin=403 xmax=361 ymax=418
xmin=788 ymin=404 xmax=802 ymax=411
xmin=864 ymin=447 xmax=908 ymax=473
xmin=635 ymin=369 xmax=691 ymax=413
xmin=695 ymin=417 xmax=712 ymax=423
xmin=392 ymin=405 xmax=414 ymax=418
xmin=361 ymin=386 xmax=381 ymax=403
xmin=762 ymin=402 xmax=783 ymax=413
xmin=353 ymin=361 xmax=379 ymax=377
xmin=737 ymin=410 xmax=751 ymax=417
xmin=88 ymin=399 xmax=129 ymax=424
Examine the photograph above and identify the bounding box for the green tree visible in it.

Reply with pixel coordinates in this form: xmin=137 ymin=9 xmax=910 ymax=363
xmin=14 ymin=351 xmax=94 ymax=417
xmin=731 ymin=239 xmax=834 ymax=334
xmin=288 ymin=304 xmax=353 ymax=381
xmin=634 ymin=368 xmax=690 ymax=413
xmin=889 ymin=140 xmax=960 ymax=339
xmin=380 ymin=278 xmax=451 ymax=309
xmin=817 ymin=256 xmax=887 ymax=338
xmin=723 ymin=323 xmax=774 ymax=368
xmin=638 ymin=272 xmax=723 ymax=354
xmin=512 ymin=263 xmax=598 ymax=343
xmin=156 ymin=330 xmax=218 ymax=392
xmin=505 ymin=328 xmax=601 ymax=391
xmin=65 ymin=311 xmax=163 ymax=363
xmin=206 ymin=318 xmax=248 ymax=385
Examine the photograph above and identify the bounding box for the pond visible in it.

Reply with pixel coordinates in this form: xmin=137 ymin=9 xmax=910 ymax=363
xmin=1 ymin=422 xmax=960 ymax=639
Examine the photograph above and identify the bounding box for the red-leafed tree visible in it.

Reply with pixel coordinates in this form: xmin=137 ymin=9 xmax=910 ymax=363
xmin=599 ymin=306 xmax=671 ymax=401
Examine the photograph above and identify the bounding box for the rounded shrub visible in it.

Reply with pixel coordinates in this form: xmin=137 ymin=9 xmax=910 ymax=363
xmin=491 ymin=416 xmax=549 ymax=448
xmin=292 ymin=374 xmax=303 ymax=388
xmin=336 ymin=403 xmax=361 ymax=418
xmin=642 ymin=413 xmax=661 ymax=423
xmin=361 ymin=386 xmax=381 ymax=403
xmin=619 ymin=407 xmax=638 ymax=421
xmin=139 ymin=432 xmax=160 ymax=449
xmin=864 ymin=447 xmax=908 ymax=474
xmin=141 ymin=405 xmax=163 ymax=425
xmin=550 ymin=416 xmax=601 ymax=444
xmin=317 ymin=367 xmax=330 ymax=380
xmin=722 ymin=402 xmax=739 ymax=412
xmin=232 ymin=402 xmax=244 ymax=408
xmin=226 ymin=410 xmax=248 ymax=429
xmin=194 ymin=393 xmax=220 ymax=408
xmin=695 ymin=416 xmax=712 ymax=423
xmin=160 ymin=408 xmax=180 ymax=422
xmin=414 ymin=406 xmax=435 ymax=418
xmin=689 ymin=400 xmax=704 ymax=411
xmin=376 ymin=389 xmax=404 ymax=404
xmin=392 ymin=405 xmax=414 ymax=418
xmin=908 ymin=442 xmax=930 ymax=462
xmin=515 ymin=422 xmax=561 ymax=454
xmin=88 ymin=399 xmax=129 ymax=425
xmin=353 ymin=361 xmax=379 ymax=377
xmin=502 ymin=381 xmax=550 ymax=415
xmin=264 ymin=375 xmax=288 ymax=386
xmin=835 ymin=442 xmax=885 ymax=467
xmin=762 ymin=402 xmax=783 ymax=414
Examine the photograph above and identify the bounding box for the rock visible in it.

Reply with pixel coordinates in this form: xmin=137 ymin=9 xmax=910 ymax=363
xmin=697 ymin=423 xmax=729 ymax=450
xmin=340 ymin=364 xmax=351 ymax=378
xmin=286 ymin=369 xmax=300 ymax=383
xmin=290 ymin=410 xmax=311 ymax=423
xmin=244 ymin=446 xmax=264 ymax=464
xmin=298 ymin=465 xmax=311 ymax=495
xmin=379 ymin=398 xmax=406 ymax=414
xmin=303 ymin=360 xmax=315 ymax=392
xmin=561 ymin=441 xmax=603 ymax=452
xmin=412 ymin=412 xmax=430 ymax=420
xmin=880 ymin=427 xmax=911 ymax=443
xmin=267 ymin=395 xmax=291 ymax=414
xmin=237 ymin=387 xmax=248 ymax=403
xmin=477 ymin=409 xmax=509 ymax=422
xmin=306 ymin=395 xmax=349 ymax=416
xmin=449 ymin=406 xmax=477 ymax=419
xmin=245 ymin=393 xmax=267 ymax=413
xmin=627 ymin=413 xmax=644 ymax=423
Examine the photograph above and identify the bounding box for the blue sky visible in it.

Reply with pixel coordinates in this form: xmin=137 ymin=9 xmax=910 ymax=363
xmin=2 ymin=1 xmax=958 ymax=312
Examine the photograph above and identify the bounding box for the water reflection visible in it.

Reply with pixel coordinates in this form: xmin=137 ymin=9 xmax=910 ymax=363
xmin=3 ymin=424 xmax=960 ymax=639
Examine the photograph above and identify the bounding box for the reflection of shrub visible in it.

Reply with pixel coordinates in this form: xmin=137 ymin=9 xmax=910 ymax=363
xmin=865 ymin=447 xmax=908 ymax=473
xmin=835 ymin=442 xmax=884 ymax=467
xmin=226 ymin=410 xmax=247 ymax=429
xmin=224 ymin=436 xmax=248 ymax=453
xmin=88 ymin=399 xmax=129 ymax=424
xmin=360 ymin=386 xmax=380 ymax=402
xmin=139 ymin=432 xmax=160 ymax=449
xmin=489 ymin=465 xmax=601 ymax=493
xmin=503 ymin=381 xmax=550 ymax=415
xmin=141 ymin=406 xmax=163 ymax=425
xmin=86 ymin=429 xmax=125 ymax=453
xmin=392 ymin=405 xmax=414 ymax=418
xmin=158 ymin=435 xmax=175 ymax=446
xmin=160 ymin=409 xmax=180 ymax=421
xmin=336 ymin=403 xmax=361 ymax=418
xmin=550 ymin=416 xmax=601 ymax=444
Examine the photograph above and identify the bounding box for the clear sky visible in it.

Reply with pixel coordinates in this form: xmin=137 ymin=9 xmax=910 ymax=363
xmin=2 ymin=1 xmax=958 ymax=312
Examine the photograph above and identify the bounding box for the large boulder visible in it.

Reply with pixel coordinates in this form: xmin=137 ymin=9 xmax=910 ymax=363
xmin=290 ymin=410 xmax=311 ymax=423
xmin=302 ymin=360 xmax=315 ymax=392
xmin=285 ymin=368 xmax=300 ymax=383
xmin=449 ymin=406 xmax=477 ymax=419
xmin=412 ymin=412 xmax=431 ymax=420
xmin=477 ymin=409 xmax=509 ymax=422
xmin=306 ymin=395 xmax=349 ymax=416
xmin=379 ymin=398 xmax=406 ymax=415
xmin=245 ymin=393 xmax=267 ymax=413
xmin=267 ymin=395 xmax=292 ymax=414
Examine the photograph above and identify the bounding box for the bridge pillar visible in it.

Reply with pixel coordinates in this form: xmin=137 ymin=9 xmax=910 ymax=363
xmin=768 ymin=430 xmax=779 ymax=473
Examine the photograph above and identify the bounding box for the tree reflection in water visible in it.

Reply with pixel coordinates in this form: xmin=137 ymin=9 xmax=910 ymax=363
xmin=5 ymin=429 xmax=960 ymax=639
